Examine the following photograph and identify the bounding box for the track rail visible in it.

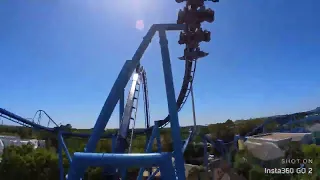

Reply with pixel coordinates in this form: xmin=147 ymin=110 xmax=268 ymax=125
xmin=142 ymin=69 xmax=151 ymax=129
xmin=159 ymin=60 xmax=197 ymax=128
xmin=0 ymin=108 xmax=115 ymax=138
xmin=247 ymin=109 xmax=320 ymax=136
xmin=133 ymin=60 xmax=197 ymax=135
xmin=32 ymin=109 xmax=59 ymax=127
xmin=0 ymin=108 xmax=55 ymax=132
xmin=115 ymin=70 xmax=142 ymax=153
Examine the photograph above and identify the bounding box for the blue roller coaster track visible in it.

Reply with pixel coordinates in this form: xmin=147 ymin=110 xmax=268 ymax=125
xmin=1 ymin=0 xmax=320 ymax=179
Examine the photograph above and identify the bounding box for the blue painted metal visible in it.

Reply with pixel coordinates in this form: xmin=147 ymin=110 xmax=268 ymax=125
xmin=155 ymin=123 xmax=162 ymax=153
xmin=115 ymin=72 xmax=141 ymax=153
xmin=0 ymin=113 xmax=32 ymax=127
xmin=42 ymin=24 xmax=185 ymax=180
xmin=147 ymin=127 xmax=193 ymax=180
xmin=142 ymin=70 xmax=151 ymax=129
xmin=182 ymin=129 xmax=195 ymax=153
xmin=102 ymin=135 xmax=118 ymax=178
xmin=32 ymin=109 xmax=59 ymax=127
xmin=158 ymin=28 xmax=186 ymax=180
xmin=64 ymin=24 xmax=186 ymax=180
xmin=120 ymin=88 xmax=124 ymax=128
xmin=152 ymin=122 xmax=162 ymax=145
xmin=0 ymin=108 xmax=55 ymax=132
xmin=142 ymin=121 xmax=162 ymax=180
xmin=84 ymin=25 xmax=165 ymax=153
xmin=67 ymin=152 xmax=175 ymax=180
xmin=0 ymin=24 xmax=198 ymax=180
xmin=137 ymin=123 xmax=159 ymax=180
xmin=0 ymin=108 xmax=115 ymax=139
xmin=84 ymin=61 xmax=135 ymax=153
xmin=58 ymin=132 xmax=72 ymax=163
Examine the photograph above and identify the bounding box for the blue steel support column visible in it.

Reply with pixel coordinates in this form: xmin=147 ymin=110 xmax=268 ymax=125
xmin=146 ymin=122 xmax=162 ymax=180
xmin=58 ymin=131 xmax=64 ymax=180
xmin=120 ymin=169 xmax=126 ymax=180
xmin=154 ymin=122 xmax=162 ymax=152
xmin=119 ymin=88 xmax=124 ymax=128
xmin=59 ymin=132 xmax=72 ymax=163
xmin=85 ymin=25 xmax=157 ymax=153
xmin=68 ymin=153 xmax=175 ymax=180
xmin=158 ymin=153 xmax=176 ymax=180
xmin=158 ymin=28 xmax=186 ymax=180
xmin=143 ymin=132 xmax=152 ymax=179
xmin=84 ymin=61 xmax=134 ymax=153
xmin=112 ymin=137 xmax=118 ymax=179
xmin=117 ymin=89 xmax=125 ymax=180
xmin=137 ymin=125 xmax=157 ymax=180
xmin=112 ymin=135 xmax=117 ymax=152
xmin=102 ymin=135 xmax=118 ymax=178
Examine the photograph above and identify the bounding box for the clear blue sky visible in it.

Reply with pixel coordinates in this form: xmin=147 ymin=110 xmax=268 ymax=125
xmin=0 ymin=0 xmax=319 ymax=129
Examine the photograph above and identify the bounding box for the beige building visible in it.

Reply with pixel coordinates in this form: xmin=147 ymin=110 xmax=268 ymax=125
xmin=242 ymin=133 xmax=313 ymax=168
xmin=245 ymin=133 xmax=313 ymax=148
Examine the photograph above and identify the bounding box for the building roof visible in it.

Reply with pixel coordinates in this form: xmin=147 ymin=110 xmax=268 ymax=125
xmin=244 ymin=133 xmax=313 ymax=161
xmin=308 ymin=123 xmax=320 ymax=132
xmin=244 ymin=141 xmax=285 ymax=161
xmin=248 ymin=132 xmax=311 ymax=142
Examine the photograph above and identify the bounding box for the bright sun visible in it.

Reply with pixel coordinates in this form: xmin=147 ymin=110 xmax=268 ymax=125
xmin=135 ymin=20 xmax=145 ymax=30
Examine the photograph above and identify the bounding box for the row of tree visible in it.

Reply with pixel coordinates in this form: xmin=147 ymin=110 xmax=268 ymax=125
xmin=0 ymin=113 xmax=318 ymax=179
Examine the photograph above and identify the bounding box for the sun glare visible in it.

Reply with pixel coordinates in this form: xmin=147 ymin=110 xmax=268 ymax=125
xmin=135 ymin=20 xmax=145 ymax=30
